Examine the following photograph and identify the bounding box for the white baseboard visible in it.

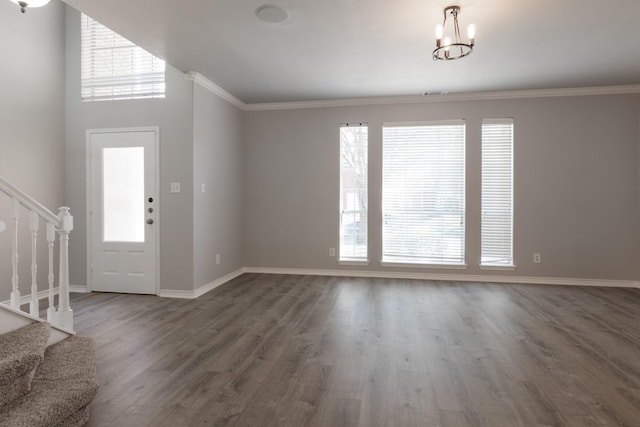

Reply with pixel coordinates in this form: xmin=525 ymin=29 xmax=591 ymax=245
xmin=194 ymin=268 xmax=246 ymax=298
xmin=158 ymin=268 xmax=246 ymax=299
xmin=243 ymin=267 xmax=640 ymax=289
xmin=21 ymin=266 xmax=635 ymax=305
xmin=157 ymin=289 xmax=195 ymax=299
xmin=70 ymin=285 xmax=90 ymax=293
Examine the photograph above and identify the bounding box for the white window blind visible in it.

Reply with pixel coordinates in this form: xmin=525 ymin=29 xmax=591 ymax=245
xmin=481 ymin=119 xmax=514 ymax=266
xmin=382 ymin=121 xmax=466 ymax=265
xmin=81 ymin=14 xmax=165 ymax=101
xmin=340 ymin=125 xmax=368 ymax=261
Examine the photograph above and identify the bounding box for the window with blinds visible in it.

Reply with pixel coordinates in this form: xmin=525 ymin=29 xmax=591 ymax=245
xmin=481 ymin=119 xmax=514 ymax=266
xmin=81 ymin=14 xmax=165 ymax=102
xmin=382 ymin=121 xmax=466 ymax=265
xmin=339 ymin=124 xmax=368 ymax=261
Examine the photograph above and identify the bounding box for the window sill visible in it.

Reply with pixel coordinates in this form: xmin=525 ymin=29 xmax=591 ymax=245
xmin=338 ymin=259 xmax=370 ymax=266
xmin=480 ymin=264 xmax=516 ymax=271
xmin=380 ymin=261 xmax=468 ymax=270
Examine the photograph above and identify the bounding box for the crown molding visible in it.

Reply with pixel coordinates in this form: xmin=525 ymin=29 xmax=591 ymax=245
xmin=243 ymin=84 xmax=640 ymax=111
xmin=185 ymin=71 xmax=246 ymax=110
xmin=184 ymin=71 xmax=640 ymax=112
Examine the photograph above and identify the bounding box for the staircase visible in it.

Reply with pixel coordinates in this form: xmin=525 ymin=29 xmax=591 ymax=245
xmin=0 ymin=315 xmax=98 ymax=427
xmin=0 ymin=176 xmax=73 ymax=330
xmin=0 ymin=177 xmax=98 ymax=426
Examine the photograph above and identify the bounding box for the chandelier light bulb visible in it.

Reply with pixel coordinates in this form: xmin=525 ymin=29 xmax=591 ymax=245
xmin=435 ymin=24 xmax=443 ymax=39
xmin=444 ymin=36 xmax=451 ymax=47
xmin=467 ymin=24 xmax=476 ymax=40
xmin=10 ymin=0 xmax=51 ymax=13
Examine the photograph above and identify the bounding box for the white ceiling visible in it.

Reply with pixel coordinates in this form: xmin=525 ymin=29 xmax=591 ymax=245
xmin=62 ymin=0 xmax=640 ymax=104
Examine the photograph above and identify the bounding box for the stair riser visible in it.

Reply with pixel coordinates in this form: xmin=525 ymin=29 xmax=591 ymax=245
xmin=0 ymin=304 xmax=72 ymax=346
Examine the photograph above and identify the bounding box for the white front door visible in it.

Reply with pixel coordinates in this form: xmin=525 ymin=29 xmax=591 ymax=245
xmin=89 ymin=128 xmax=158 ymax=294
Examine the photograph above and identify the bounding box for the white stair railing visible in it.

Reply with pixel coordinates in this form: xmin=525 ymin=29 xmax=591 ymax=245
xmin=0 ymin=176 xmax=74 ymax=331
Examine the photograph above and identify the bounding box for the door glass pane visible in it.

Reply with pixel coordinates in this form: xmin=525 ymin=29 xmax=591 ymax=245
xmin=103 ymin=147 xmax=145 ymax=242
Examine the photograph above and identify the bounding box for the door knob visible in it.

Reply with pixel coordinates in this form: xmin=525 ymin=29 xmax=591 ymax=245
xmin=146 ymin=219 xmax=154 ymax=225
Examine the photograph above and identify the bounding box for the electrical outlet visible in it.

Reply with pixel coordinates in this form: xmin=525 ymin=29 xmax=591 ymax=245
xmin=216 ymin=254 xmax=220 ymax=265
xmin=533 ymin=253 xmax=541 ymax=264
xmin=329 ymin=248 xmax=336 ymax=257
xmin=201 ymin=183 xmax=206 ymax=193
xmin=170 ymin=182 xmax=181 ymax=193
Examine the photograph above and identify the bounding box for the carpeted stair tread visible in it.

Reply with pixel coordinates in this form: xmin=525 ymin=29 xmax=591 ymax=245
xmin=53 ymin=405 xmax=90 ymax=427
xmin=0 ymin=322 xmax=50 ymax=409
xmin=0 ymin=336 xmax=99 ymax=427
xmin=33 ymin=336 xmax=97 ymax=384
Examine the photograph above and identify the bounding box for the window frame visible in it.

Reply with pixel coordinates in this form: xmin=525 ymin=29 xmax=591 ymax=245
xmin=480 ymin=118 xmax=515 ymax=270
xmin=381 ymin=120 xmax=467 ymax=268
xmin=338 ymin=123 xmax=369 ymax=264
xmin=80 ymin=13 xmax=166 ymax=102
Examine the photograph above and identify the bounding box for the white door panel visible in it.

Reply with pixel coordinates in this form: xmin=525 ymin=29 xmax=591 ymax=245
xmin=89 ymin=129 xmax=158 ymax=294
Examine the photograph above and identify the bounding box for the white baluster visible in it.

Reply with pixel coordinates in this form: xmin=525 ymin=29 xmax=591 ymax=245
xmin=10 ymin=199 xmax=20 ymax=310
xmin=46 ymin=222 xmax=56 ymax=323
xmin=29 ymin=211 xmax=39 ymax=317
xmin=55 ymin=207 xmax=73 ymax=330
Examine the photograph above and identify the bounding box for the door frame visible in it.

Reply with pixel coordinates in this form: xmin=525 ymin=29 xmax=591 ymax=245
xmin=85 ymin=126 xmax=160 ymax=294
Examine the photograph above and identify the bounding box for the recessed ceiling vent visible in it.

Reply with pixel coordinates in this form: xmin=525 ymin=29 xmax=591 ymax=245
xmin=255 ymin=5 xmax=291 ymax=24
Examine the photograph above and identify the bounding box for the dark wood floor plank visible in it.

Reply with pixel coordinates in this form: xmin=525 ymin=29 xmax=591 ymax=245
xmin=313 ymin=397 xmax=362 ymax=427
xmin=357 ymin=343 xmax=398 ymax=427
xmin=73 ymin=274 xmax=640 ymax=426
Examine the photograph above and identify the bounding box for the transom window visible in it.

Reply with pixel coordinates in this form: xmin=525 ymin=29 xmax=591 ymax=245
xmin=81 ymin=14 xmax=165 ymax=102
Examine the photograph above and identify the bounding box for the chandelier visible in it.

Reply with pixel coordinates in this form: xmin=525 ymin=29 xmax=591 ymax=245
xmin=9 ymin=0 xmax=51 ymax=13
xmin=433 ymin=5 xmax=475 ymax=61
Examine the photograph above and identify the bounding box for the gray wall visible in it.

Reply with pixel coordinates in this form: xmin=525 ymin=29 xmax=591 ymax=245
xmin=193 ymin=85 xmax=244 ymax=287
xmin=244 ymin=95 xmax=640 ymax=281
xmin=0 ymin=0 xmax=66 ymax=301
xmin=3 ymin=1 xmax=639 ymax=301
xmin=65 ymin=7 xmax=195 ymax=292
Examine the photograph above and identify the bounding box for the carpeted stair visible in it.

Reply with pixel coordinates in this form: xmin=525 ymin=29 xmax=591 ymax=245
xmin=0 ymin=322 xmax=98 ymax=427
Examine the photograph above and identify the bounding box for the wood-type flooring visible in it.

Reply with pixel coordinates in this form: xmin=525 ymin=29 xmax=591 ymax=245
xmin=71 ymin=273 xmax=640 ymax=426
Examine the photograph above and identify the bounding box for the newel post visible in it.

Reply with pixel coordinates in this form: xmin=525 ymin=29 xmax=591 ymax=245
xmin=55 ymin=206 xmax=74 ymax=330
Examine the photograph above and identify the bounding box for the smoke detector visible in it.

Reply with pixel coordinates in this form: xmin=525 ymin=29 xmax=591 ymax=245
xmin=255 ymin=5 xmax=291 ymax=24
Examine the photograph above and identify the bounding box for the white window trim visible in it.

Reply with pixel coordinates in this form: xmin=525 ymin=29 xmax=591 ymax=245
xmin=382 ymin=120 xmax=466 ymax=266
xmin=338 ymin=260 xmax=371 ymax=266
xmin=383 ymin=119 xmax=466 ymax=127
xmin=339 ymin=123 xmax=369 ymax=262
xmin=480 ymin=117 xmax=514 ymax=267
xmin=380 ymin=261 xmax=468 ymax=270
xmin=479 ymin=264 xmax=517 ymax=271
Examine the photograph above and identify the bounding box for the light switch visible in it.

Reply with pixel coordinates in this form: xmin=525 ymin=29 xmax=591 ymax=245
xmin=170 ymin=182 xmax=181 ymax=193
xmin=201 ymin=183 xmax=206 ymax=193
